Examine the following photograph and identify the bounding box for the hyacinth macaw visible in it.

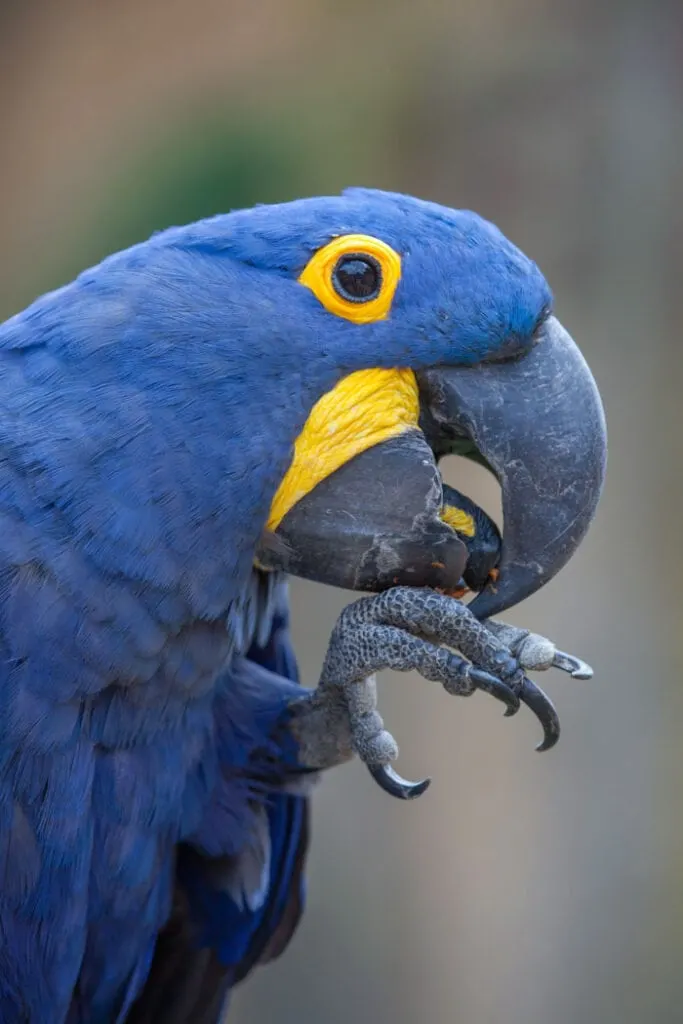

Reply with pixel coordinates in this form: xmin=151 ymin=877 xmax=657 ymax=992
xmin=0 ymin=188 xmax=606 ymax=1022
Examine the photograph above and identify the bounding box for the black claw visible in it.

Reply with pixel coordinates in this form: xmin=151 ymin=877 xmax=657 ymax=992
xmin=468 ymin=667 xmax=520 ymax=716
xmin=518 ymin=677 xmax=560 ymax=751
xmin=367 ymin=763 xmax=432 ymax=800
xmin=552 ymin=649 xmax=593 ymax=680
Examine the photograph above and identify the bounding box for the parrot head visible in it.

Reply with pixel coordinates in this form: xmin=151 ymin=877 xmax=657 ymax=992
xmin=55 ymin=187 xmax=603 ymax=619
xmin=233 ymin=187 xmax=607 ymax=618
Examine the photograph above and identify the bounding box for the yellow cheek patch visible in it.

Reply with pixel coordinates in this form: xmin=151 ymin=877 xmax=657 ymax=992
xmin=298 ymin=234 xmax=401 ymax=324
xmin=267 ymin=367 xmax=419 ymax=531
xmin=440 ymin=503 xmax=476 ymax=538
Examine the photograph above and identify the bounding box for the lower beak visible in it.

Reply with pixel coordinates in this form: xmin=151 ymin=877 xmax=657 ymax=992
xmin=263 ymin=429 xmax=468 ymax=593
xmin=418 ymin=315 xmax=607 ymax=617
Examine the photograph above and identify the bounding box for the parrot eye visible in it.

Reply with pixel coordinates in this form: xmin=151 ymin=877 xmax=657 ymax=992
xmin=332 ymin=254 xmax=382 ymax=303
xmin=298 ymin=233 xmax=401 ymax=324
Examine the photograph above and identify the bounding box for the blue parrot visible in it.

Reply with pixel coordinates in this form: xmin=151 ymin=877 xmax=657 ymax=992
xmin=0 ymin=188 xmax=606 ymax=1022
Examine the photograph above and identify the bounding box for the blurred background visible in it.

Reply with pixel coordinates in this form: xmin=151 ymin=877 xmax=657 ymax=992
xmin=1 ymin=1 xmax=682 ymax=1021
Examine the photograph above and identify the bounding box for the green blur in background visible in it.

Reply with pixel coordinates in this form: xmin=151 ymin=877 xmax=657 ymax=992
xmin=1 ymin=2 xmax=682 ymax=1022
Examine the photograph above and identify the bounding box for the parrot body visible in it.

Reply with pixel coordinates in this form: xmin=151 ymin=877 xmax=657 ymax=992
xmin=127 ymin=578 xmax=311 ymax=1023
xmin=0 ymin=189 xmax=604 ymax=1022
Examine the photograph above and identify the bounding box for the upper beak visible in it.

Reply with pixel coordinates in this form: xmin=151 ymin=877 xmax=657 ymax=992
xmin=418 ymin=315 xmax=607 ymax=618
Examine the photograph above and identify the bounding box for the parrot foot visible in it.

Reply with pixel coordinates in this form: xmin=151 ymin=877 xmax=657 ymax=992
xmin=310 ymin=587 xmax=586 ymax=799
xmin=290 ymin=589 xmax=594 ymax=800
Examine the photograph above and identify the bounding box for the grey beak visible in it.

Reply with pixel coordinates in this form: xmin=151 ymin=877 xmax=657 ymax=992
xmin=418 ymin=316 xmax=607 ymax=619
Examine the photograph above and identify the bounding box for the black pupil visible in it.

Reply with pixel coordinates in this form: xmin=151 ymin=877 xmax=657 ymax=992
xmin=332 ymin=254 xmax=381 ymax=303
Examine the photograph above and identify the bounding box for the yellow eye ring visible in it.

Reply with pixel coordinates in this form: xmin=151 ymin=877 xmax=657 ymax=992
xmin=298 ymin=233 xmax=402 ymax=324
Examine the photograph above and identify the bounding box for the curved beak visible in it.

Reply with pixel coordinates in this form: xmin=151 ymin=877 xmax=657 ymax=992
xmin=260 ymin=316 xmax=606 ymax=621
xmin=418 ymin=316 xmax=607 ymax=618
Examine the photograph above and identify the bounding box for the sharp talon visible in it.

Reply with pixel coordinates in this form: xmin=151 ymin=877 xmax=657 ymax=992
xmin=519 ymin=677 xmax=560 ymax=751
xmin=552 ymin=649 xmax=593 ymax=680
xmin=469 ymin=667 xmax=520 ymax=716
xmin=367 ymin=764 xmax=432 ymax=800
